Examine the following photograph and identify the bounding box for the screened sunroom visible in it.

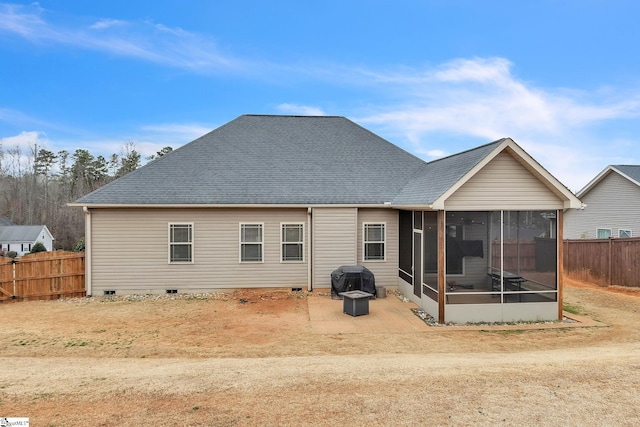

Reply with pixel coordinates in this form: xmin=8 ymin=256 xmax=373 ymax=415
xmin=392 ymin=137 xmax=583 ymax=323
xmin=398 ymin=209 xmax=561 ymax=323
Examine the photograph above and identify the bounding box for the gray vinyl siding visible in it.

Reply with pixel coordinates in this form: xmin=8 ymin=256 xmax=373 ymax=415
xmin=357 ymin=209 xmax=399 ymax=289
xmin=564 ymin=172 xmax=640 ymax=239
xmin=312 ymin=208 xmax=357 ymax=288
xmin=89 ymin=208 xmax=309 ymax=294
xmin=444 ymin=151 xmax=564 ymax=210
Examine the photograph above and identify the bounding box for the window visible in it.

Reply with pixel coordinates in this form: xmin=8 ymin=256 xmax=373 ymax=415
xmin=619 ymin=229 xmax=632 ymax=238
xmin=281 ymin=223 xmax=304 ymax=262
xmin=596 ymin=228 xmax=612 ymax=239
xmin=240 ymin=223 xmax=263 ymax=262
xmin=363 ymin=223 xmax=385 ymax=261
xmin=169 ymin=223 xmax=193 ymax=263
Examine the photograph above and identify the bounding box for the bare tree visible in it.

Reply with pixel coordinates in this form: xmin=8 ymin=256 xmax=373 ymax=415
xmin=116 ymin=141 xmax=141 ymax=177
xmin=0 ymin=143 xmax=144 ymax=250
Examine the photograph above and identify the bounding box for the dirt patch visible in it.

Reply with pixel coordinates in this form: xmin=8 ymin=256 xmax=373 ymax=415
xmin=566 ymin=275 xmax=640 ymax=297
xmin=1 ymin=282 xmax=640 ymax=426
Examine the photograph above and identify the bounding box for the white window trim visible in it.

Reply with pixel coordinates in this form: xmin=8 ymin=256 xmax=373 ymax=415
xmin=363 ymin=222 xmax=386 ymax=262
xmin=239 ymin=223 xmax=264 ymax=263
xmin=596 ymin=228 xmax=612 ymax=239
xmin=619 ymin=229 xmax=632 ymax=238
xmin=168 ymin=223 xmax=194 ymax=264
xmin=280 ymin=222 xmax=305 ymax=263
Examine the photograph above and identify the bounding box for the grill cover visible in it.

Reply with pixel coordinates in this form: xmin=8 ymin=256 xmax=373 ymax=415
xmin=330 ymin=265 xmax=376 ymax=297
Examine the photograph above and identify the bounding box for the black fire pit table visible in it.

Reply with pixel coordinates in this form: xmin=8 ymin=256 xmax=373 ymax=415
xmin=339 ymin=290 xmax=374 ymax=316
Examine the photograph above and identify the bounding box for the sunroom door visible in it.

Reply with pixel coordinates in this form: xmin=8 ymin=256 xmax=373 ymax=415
xmin=413 ymin=231 xmax=422 ymax=297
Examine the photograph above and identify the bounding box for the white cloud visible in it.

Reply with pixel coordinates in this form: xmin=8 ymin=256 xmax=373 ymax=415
xmin=89 ymin=19 xmax=127 ymax=30
xmin=432 ymin=57 xmax=514 ymax=84
xmin=416 ymin=148 xmax=448 ymax=159
xmin=276 ymin=103 xmax=326 ymax=116
xmin=359 ymin=58 xmax=563 ymax=139
xmin=0 ymin=3 xmax=45 ymax=40
xmin=1 ymin=130 xmax=49 ymax=149
xmin=0 ymin=3 xmax=240 ymax=73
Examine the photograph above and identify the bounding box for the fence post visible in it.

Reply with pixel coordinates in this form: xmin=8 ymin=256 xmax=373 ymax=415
xmin=11 ymin=258 xmax=17 ymax=299
xmin=608 ymin=238 xmax=612 ymax=286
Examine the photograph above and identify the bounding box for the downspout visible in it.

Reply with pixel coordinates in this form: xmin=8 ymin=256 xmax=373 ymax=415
xmin=83 ymin=206 xmax=92 ymax=297
xmin=307 ymin=207 xmax=312 ymax=291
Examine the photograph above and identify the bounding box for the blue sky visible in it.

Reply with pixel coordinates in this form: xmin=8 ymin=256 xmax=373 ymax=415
xmin=1 ymin=1 xmax=639 ymax=192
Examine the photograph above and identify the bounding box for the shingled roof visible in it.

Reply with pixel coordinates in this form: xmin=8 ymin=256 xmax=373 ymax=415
xmin=72 ymin=114 xmax=578 ymax=208
xmin=0 ymin=225 xmax=49 ymax=243
xmin=74 ymin=115 xmax=431 ymax=206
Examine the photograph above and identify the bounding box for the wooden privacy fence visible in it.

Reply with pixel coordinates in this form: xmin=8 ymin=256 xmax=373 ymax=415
xmin=0 ymin=251 xmax=85 ymax=302
xmin=564 ymin=237 xmax=640 ymax=288
xmin=491 ymin=238 xmax=557 ymax=272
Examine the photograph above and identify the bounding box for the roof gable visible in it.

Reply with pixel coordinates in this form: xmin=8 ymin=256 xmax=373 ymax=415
xmin=393 ymin=138 xmax=581 ymax=209
xmin=444 ymin=150 xmax=565 ymax=210
xmin=577 ymin=165 xmax=640 ymax=198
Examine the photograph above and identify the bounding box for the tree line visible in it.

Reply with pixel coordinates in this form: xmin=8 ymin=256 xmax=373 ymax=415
xmin=0 ymin=142 xmax=172 ymax=250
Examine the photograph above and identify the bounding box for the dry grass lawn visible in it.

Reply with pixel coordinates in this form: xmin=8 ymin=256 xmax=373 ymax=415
xmin=1 ymin=278 xmax=640 ymax=426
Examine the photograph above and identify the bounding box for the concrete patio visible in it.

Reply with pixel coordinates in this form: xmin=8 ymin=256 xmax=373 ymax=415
xmin=307 ymin=293 xmax=431 ymax=334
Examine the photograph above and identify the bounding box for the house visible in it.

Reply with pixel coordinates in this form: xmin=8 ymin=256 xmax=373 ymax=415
xmin=70 ymin=115 xmax=582 ymax=323
xmin=564 ymin=165 xmax=640 ymax=239
xmin=0 ymin=223 xmax=56 ymax=256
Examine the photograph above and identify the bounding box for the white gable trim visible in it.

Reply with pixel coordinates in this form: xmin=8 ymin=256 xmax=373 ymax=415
xmin=577 ymin=165 xmax=640 ymax=198
xmin=431 ymin=138 xmax=582 ymax=210
xmin=429 ymin=140 xmax=510 ymax=209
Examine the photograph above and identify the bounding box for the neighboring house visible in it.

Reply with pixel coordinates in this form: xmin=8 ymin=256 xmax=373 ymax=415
xmin=564 ymin=165 xmax=640 ymax=239
xmin=0 ymin=224 xmax=55 ymax=256
xmin=70 ymin=115 xmax=581 ymax=323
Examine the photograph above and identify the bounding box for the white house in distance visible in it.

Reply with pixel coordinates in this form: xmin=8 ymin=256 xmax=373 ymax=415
xmin=70 ymin=115 xmax=582 ymax=323
xmin=564 ymin=165 xmax=640 ymax=239
xmin=0 ymin=223 xmax=56 ymax=256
